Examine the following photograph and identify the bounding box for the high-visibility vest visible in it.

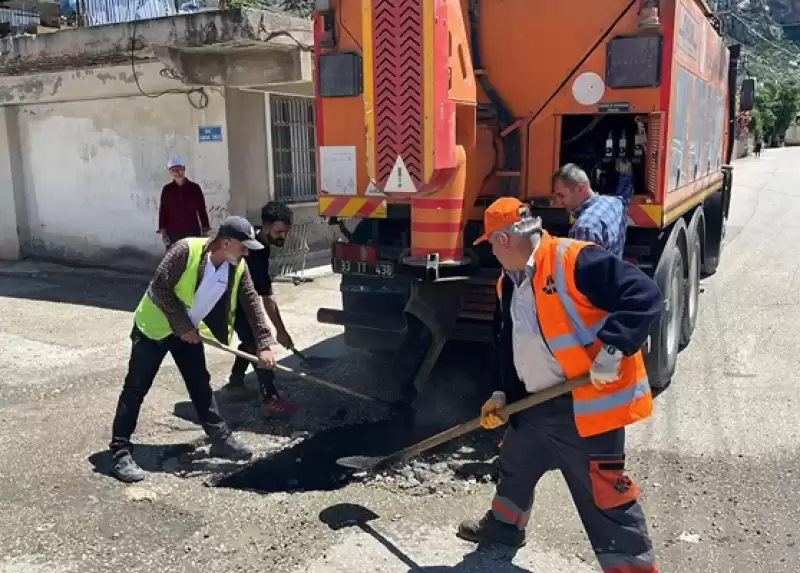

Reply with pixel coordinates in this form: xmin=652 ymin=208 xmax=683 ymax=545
xmin=134 ymin=237 xmax=245 ymax=345
xmin=496 ymin=231 xmax=652 ymax=437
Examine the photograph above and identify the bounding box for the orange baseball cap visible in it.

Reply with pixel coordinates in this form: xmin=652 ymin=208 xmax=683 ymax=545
xmin=473 ymin=197 xmax=527 ymax=245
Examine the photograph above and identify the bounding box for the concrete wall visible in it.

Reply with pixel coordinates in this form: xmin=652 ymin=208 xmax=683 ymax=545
xmin=1 ymin=8 xmax=313 ymax=78
xmin=785 ymin=123 xmax=800 ymax=146
xmin=0 ymin=54 xmax=336 ymax=274
xmin=0 ymin=59 xmax=233 ymax=271
xmin=0 ymin=108 xmax=25 ymax=259
xmin=16 ymin=89 xmax=229 ymax=269
xmin=226 ymin=87 xmax=270 ymax=222
xmin=733 ymin=135 xmax=753 ymax=159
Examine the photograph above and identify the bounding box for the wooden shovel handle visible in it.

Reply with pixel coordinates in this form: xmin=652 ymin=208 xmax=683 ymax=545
xmin=382 ymin=376 xmax=591 ymax=466
xmin=199 ymin=334 xmax=385 ymax=404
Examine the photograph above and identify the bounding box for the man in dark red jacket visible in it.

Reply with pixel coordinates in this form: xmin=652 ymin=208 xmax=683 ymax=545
xmin=158 ymin=156 xmax=211 ymax=249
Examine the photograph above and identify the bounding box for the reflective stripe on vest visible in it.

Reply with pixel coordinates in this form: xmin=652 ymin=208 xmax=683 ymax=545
xmin=551 ymin=240 xmax=606 ymax=348
xmin=133 ymin=238 xmax=244 ymax=344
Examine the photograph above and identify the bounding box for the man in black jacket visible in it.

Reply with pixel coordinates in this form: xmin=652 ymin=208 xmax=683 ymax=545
xmin=220 ymin=202 xmax=297 ymax=416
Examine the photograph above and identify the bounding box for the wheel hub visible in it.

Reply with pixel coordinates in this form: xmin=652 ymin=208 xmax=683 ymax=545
xmin=665 ymin=265 xmax=681 ymax=357
xmin=688 ymin=242 xmax=699 ymax=319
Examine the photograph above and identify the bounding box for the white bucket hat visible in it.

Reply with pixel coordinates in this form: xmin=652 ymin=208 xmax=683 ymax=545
xmin=167 ymin=156 xmax=184 ymax=169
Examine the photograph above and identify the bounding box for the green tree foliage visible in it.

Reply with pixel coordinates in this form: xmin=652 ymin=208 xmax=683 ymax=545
xmin=749 ymin=80 xmax=800 ymax=143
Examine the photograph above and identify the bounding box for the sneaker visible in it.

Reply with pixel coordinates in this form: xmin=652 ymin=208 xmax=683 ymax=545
xmin=111 ymin=452 xmax=146 ymax=483
xmin=219 ymin=378 xmax=258 ymax=401
xmin=209 ymin=433 xmax=254 ymax=461
xmin=457 ymin=511 xmax=526 ymax=548
xmin=261 ymin=394 xmax=297 ymax=418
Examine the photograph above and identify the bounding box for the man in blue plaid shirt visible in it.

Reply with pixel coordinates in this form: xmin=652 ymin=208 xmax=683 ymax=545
xmin=552 ymin=160 xmax=634 ymax=259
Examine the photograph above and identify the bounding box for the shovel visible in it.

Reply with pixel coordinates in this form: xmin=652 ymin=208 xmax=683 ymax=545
xmin=200 ymin=334 xmax=392 ymax=406
xmin=290 ymin=347 xmax=337 ymax=371
xmin=336 ymin=375 xmax=591 ymax=472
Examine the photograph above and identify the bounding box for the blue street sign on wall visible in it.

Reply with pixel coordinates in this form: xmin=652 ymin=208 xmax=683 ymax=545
xmin=198 ymin=126 xmax=223 ymax=142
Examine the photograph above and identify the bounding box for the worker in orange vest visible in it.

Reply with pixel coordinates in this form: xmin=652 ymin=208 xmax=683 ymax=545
xmin=462 ymin=197 xmax=662 ymax=573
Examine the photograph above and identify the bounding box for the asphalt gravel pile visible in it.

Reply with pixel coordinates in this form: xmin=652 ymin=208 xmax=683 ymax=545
xmin=209 ymin=416 xmax=502 ymax=496
xmin=362 ymin=440 xmax=501 ymax=497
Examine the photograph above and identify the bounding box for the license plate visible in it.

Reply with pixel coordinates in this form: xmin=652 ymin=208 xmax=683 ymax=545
xmin=335 ymin=259 xmax=395 ymax=278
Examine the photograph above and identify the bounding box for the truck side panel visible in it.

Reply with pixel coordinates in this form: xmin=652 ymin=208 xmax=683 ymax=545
xmin=661 ymin=0 xmax=730 ymax=223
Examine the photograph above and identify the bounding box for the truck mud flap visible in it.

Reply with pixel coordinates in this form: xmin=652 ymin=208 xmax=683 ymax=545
xmin=391 ymin=281 xmax=465 ymax=402
xmin=317 ymin=308 xmax=407 ymax=332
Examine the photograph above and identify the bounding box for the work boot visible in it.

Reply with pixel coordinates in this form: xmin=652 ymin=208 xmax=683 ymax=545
xmin=261 ymin=394 xmax=297 ymax=419
xmin=219 ymin=376 xmax=258 ymax=401
xmin=209 ymin=433 xmax=254 ymax=461
xmin=457 ymin=511 xmax=526 ymax=548
xmin=111 ymin=452 xmax=146 ymax=483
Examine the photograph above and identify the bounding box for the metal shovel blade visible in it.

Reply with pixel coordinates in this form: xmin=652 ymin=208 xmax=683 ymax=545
xmin=336 ymin=455 xmax=386 ymax=471
xmin=291 ymin=348 xmax=337 ymax=371
xmin=301 ymin=356 xmax=338 ymax=370
xmin=335 ymin=376 xmax=590 ymax=473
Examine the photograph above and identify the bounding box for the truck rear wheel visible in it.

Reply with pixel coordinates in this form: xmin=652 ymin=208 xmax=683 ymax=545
xmin=702 ymin=185 xmax=729 ymax=277
xmin=680 ymin=211 xmax=703 ymax=349
xmin=646 ymin=242 xmax=685 ymax=390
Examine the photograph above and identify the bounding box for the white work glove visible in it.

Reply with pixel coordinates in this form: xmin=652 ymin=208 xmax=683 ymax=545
xmin=590 ymin=345 xmax=623 ymax=389
xmin=480 ymin=391 xmax=508 ymax=430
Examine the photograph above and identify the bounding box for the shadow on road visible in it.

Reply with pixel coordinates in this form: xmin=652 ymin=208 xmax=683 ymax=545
xmin=87 ymin=439 xmax=244 ymax=480
xmin=318 ymin=503 xmax=529 ymax=572
xmin=0 ymin=272 xmax=147 ymax=312
xmin=408 ymin=553 xmax=531 ymax=573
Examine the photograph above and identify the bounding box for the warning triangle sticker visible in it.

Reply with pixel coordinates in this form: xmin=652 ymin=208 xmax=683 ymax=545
xmin=364 ymin=180 xmax=385 ymax=196
xmin=384 ymin=156 xmax=417 ymax=193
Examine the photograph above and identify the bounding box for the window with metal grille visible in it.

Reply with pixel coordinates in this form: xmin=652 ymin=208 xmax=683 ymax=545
xmin=269 ymin=94 xmax=317 ymax=204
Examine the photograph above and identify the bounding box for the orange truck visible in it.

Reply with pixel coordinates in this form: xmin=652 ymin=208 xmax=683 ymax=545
xmin=313 ymin=0 xmax=740 ymax=396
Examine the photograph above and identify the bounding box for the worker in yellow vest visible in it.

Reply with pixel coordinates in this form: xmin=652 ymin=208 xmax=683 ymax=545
xmin=108 ymin=216 xmax=277 ymax=483
xmin=461 ymin=198 xmax=662 ymax=573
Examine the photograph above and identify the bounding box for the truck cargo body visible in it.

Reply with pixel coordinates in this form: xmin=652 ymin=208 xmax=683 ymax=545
xmin=314 ymin=0 xmax=738 ymax=393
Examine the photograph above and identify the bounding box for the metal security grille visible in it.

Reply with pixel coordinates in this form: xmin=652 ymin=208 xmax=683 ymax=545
xmin=270 ymin=217 xmax=360 ymax=284
xmin=269 ymin=94 xmax=317 ymax=204
xmin=0 ymin=7 xmax=39 ymax=33
xmin=647 ymin=113 xmax=662 ymax=195
xmin=81 ymin=0 xmax=175 ymax=26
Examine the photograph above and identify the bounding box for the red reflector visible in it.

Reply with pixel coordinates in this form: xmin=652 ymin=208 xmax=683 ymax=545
xmin=334 ymin=243 xmax=377 ymax=264
xmin=623 ymin=256 xmax=637 ymax=264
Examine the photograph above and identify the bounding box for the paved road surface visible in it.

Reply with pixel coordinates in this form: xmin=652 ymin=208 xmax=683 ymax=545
xmin=1 ymin=149 xmax=798 ymax=572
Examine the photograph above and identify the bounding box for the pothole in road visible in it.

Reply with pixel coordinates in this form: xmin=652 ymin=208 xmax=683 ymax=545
xmin=212 ymin=416 xmax=500 ymax=494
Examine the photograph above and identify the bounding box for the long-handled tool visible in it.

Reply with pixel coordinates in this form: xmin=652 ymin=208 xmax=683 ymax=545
xmin=200 ymin=334 xmax=391 ymax=406
xmin=290 ymin=347 xmax=337 ymax=371
xmin=336 ymin=375 xmax=591 ymax=471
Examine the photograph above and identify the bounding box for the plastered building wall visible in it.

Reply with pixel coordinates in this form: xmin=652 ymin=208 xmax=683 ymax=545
xmin=14 ymin=87 xmax=229 ymax=270
xmin=0 ymin=59 xmax=335 ymax=274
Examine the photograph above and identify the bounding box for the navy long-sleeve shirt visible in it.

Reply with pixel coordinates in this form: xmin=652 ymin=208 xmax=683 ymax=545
xmin=574 ymin=245 xmax=662 ymax=355
xmin=493 ymin=244 xmax=662 ymax=401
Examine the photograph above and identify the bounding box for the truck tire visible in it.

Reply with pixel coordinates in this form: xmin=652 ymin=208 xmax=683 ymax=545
xmin=702 ymin=185 xmax=729 ymax=277
xmin=680 ymin=210 xmax=704 ymax=349
xmin=645 ymin=237 xmax=686 ymax=390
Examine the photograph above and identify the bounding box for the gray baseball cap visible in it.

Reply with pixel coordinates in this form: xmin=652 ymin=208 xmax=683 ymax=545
xmin=215 ymin=216 xmax=264 ymax=250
